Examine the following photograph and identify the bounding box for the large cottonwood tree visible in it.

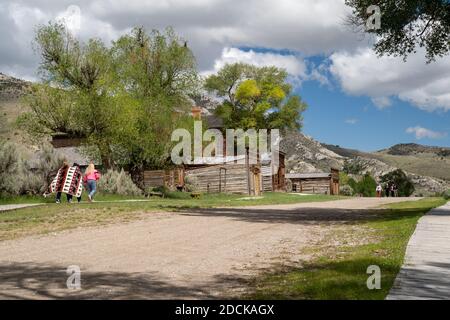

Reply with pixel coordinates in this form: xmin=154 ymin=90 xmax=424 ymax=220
xmin=204 ymin=63 xmax=307 ymax=132
xmin=18 ymin=24 xmax=199 ymax=176
xmin=346 ymin=0 xmax=450 ymax=61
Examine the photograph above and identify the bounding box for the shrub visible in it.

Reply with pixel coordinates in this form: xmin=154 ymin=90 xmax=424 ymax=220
xmin=443 ymin=190 xmax=450 ymax=200
xmin=33 ymin=144 xmax=66 ymax=187
xmin=184 ymin=175 xmax=199 ymax=192
xmin=340 ymin=184 xmax=354 ymax=196
xmin=0 ymin=142 xmax=68 ymax=196
xmin=380 ymin=169 xmax=415 ymax=197
xmin=339 ymin=172 xmax=350 ymax=186
xmin=355 ymin=173 xmax=377 ymax=197
xmin=98 ymin=169 xmax=142 ymax=196
xmin=0 ymin=141 xmax=22 ymax=195
xmin=347 ymin=177 xmax=357 ymax=192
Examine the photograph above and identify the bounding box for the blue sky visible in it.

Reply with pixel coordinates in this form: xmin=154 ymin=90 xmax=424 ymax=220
xmin=238 ymin=50 xmax=450 ymax=151
xmin=299 ymin=62 xmax=450 ymax=151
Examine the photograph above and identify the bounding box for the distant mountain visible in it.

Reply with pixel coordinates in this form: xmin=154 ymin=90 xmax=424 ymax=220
xmin=281 ymin=131 xmax=450 ymax=196
xmin=379 ymin=143 xmax=450 ymax=157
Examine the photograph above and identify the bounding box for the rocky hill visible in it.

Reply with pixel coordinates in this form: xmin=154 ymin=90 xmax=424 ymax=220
xmin=0 ymin=73 xmax=30 ymax=100
xmin=281 ymin=131 xmax=450 ymax=196
xmin=0 ymin=73 xmax=33 ymax=148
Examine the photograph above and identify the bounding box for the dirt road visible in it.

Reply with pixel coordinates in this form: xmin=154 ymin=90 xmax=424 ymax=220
xmin=0 ymin=197 xmax=418 ymax=299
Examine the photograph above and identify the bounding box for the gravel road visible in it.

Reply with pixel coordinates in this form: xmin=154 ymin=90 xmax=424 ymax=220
xmin=0 ymin=197 xmax=419 ymax=299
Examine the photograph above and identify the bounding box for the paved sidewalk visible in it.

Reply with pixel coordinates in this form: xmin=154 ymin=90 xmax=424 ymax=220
xmin=0 ymin=204 xmax=43 ymax=212
xmin=387 ymin=201 xmax=450 ymax=300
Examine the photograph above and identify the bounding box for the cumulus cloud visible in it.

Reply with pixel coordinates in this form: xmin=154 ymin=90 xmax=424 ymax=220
xmin=406 ymin=126 xmax=447 ymax=140
xmin=0 ymin=0 xmax=359 ymax=79
xmin=2 ymin=0 xmax=450 ymax=117
xmin=329 ymin=47 xmax=450 ymax=112
xmin=371 ymin=97 xmax=392 ymax=109
xmin=206 ymin=47 xmax=307 ymax=84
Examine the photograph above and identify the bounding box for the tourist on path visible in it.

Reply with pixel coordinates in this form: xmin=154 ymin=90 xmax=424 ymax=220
xmin=83 ymin=163 xmax=101 ymax=202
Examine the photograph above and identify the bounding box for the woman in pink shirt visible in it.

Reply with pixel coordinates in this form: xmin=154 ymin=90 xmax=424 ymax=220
xmin=83 ymin=163 xmax=101 ymax=202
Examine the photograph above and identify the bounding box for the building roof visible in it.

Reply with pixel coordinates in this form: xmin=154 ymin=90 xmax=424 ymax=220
xmin=286 ymin=172 xmax=331 ymax=179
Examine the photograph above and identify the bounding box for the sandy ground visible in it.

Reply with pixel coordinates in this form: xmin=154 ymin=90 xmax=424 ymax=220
xmin=0 ymin=197 xmax=418 ymax=299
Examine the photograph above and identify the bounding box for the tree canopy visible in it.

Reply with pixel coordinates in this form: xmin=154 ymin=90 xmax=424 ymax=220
xmin=204 ymin=63 xmax=307 ymax=132
xmin=111 ymin=26 xmax=198 ymax=173
xmin=346 ymin=0 xmax=450 ymax=61
xmin=380 ymin=169 xmax=415 ymax=196
xmin=18 ymin=24 xmax=198 ymax=178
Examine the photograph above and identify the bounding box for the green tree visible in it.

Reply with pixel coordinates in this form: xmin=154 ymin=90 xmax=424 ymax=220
xmin=17 ymin=24 xmax=199 ymax=177
xmin=345 ymin=0 xmax=450 ymax=62
xmin=347 ymin=177 xmax=358 ymax=192
xmin=204 ymin=63 xmax=307 ymax=132
xmin=18 ymin=22 xmax=124 ymax=168
xmin=380 ymin=169 xmax=415 ymax=197
xmin=354 ymin=173 xmax=377 ymax=197
xmin=111 ymin=27 xmax=199 ymax=181
xmin=339 ymin=171 xmax=350 ymax=186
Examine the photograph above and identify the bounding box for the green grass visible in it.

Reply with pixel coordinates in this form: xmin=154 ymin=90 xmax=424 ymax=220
xmin=0 ymin=192 xmax=342 ymax=241
xmin=247 ymin=197 xmax=448 ymax=300
xmin=0 ymin=193 xmax=146 ymax=205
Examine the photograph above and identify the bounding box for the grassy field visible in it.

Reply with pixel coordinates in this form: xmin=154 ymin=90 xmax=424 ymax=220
xmin=246 ymin=197 xmax=447 ymax=300
xmin=0 ymin=192 xmax=343 ymax=241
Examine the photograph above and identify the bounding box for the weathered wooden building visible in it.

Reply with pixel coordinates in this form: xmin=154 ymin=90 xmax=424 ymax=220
xmin=261 ymin=152 xmax=286 ymax=192
xmin=143 ymin=168 xmax=185 ymax=190
xmin=142 ymin=150 xmax=286 ymax=196
xmin=286 ymin=168 xmax=339 ymax=195
xmin=184 ymin=162 xmax=261 ymax=195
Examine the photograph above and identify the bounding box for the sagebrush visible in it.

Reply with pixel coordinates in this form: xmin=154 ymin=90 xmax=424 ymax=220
xmin=97 ymin=169 xmax=142 ymax=196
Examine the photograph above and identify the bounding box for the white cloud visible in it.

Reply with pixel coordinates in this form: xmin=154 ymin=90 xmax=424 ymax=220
xmin=345 ymin=118 xmax=358 ymax=125
xmin=371 ymin=96 xmax=392 ymax=109
xmin=406 ymin=126 xmax=447 ymax=140
xmin=0 ymin=0 xmax=360 ymax=78
xmin=2 ymin=0 xmax=450 ymax=116
xmin=207 ymin=47 xmax=307 ymax=80
xmin=329 ymin=47 xmax=450 ymax=112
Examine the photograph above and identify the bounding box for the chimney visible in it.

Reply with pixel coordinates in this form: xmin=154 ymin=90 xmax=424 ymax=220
xmin=191 ymin=106 xmax=202 ymax=120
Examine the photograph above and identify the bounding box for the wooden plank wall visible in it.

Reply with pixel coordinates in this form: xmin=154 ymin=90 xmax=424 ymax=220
xmin=261 ymin=164 xmax=273 ymax=192
xmin=143 ymin=168 xmax=184 ymax=190
xmin=185 ymin=163 xmax=250 ymax=194
xmin=292 ymin=178 xmax=331 ymax=194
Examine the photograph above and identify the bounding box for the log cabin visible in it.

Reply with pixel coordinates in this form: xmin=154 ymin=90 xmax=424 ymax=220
xmin=143 ymin=107 xmax=286 ymax=195
xmin=286 ymin=168 xmax=340 ymax=195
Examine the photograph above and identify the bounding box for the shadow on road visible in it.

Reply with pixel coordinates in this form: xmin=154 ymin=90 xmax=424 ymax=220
xmin=0 ymin=262 xmax=237 ymax=299
xmin=173 ymin=206 xmax=423 ymax=225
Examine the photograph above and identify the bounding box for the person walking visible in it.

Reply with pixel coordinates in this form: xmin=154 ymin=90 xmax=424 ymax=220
xmin=385 ymin=183 xmax=390 ymax=198
xmin=83 ymin=163 xmax=101 ymax=202
xmin=376 ymin=184 xmax=382 ymax=198
xmin=54 ymin=160 xmax=70 ymax=204
xmin=66 ymin=163 xmax=83 ymax=203
xmin=390 ymin=183 xmax=396 ymax=197
xmin=393 ymin=183 xmax=399 ymax=197
xmin=50 ymin=160 xmax=83 ymax=203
